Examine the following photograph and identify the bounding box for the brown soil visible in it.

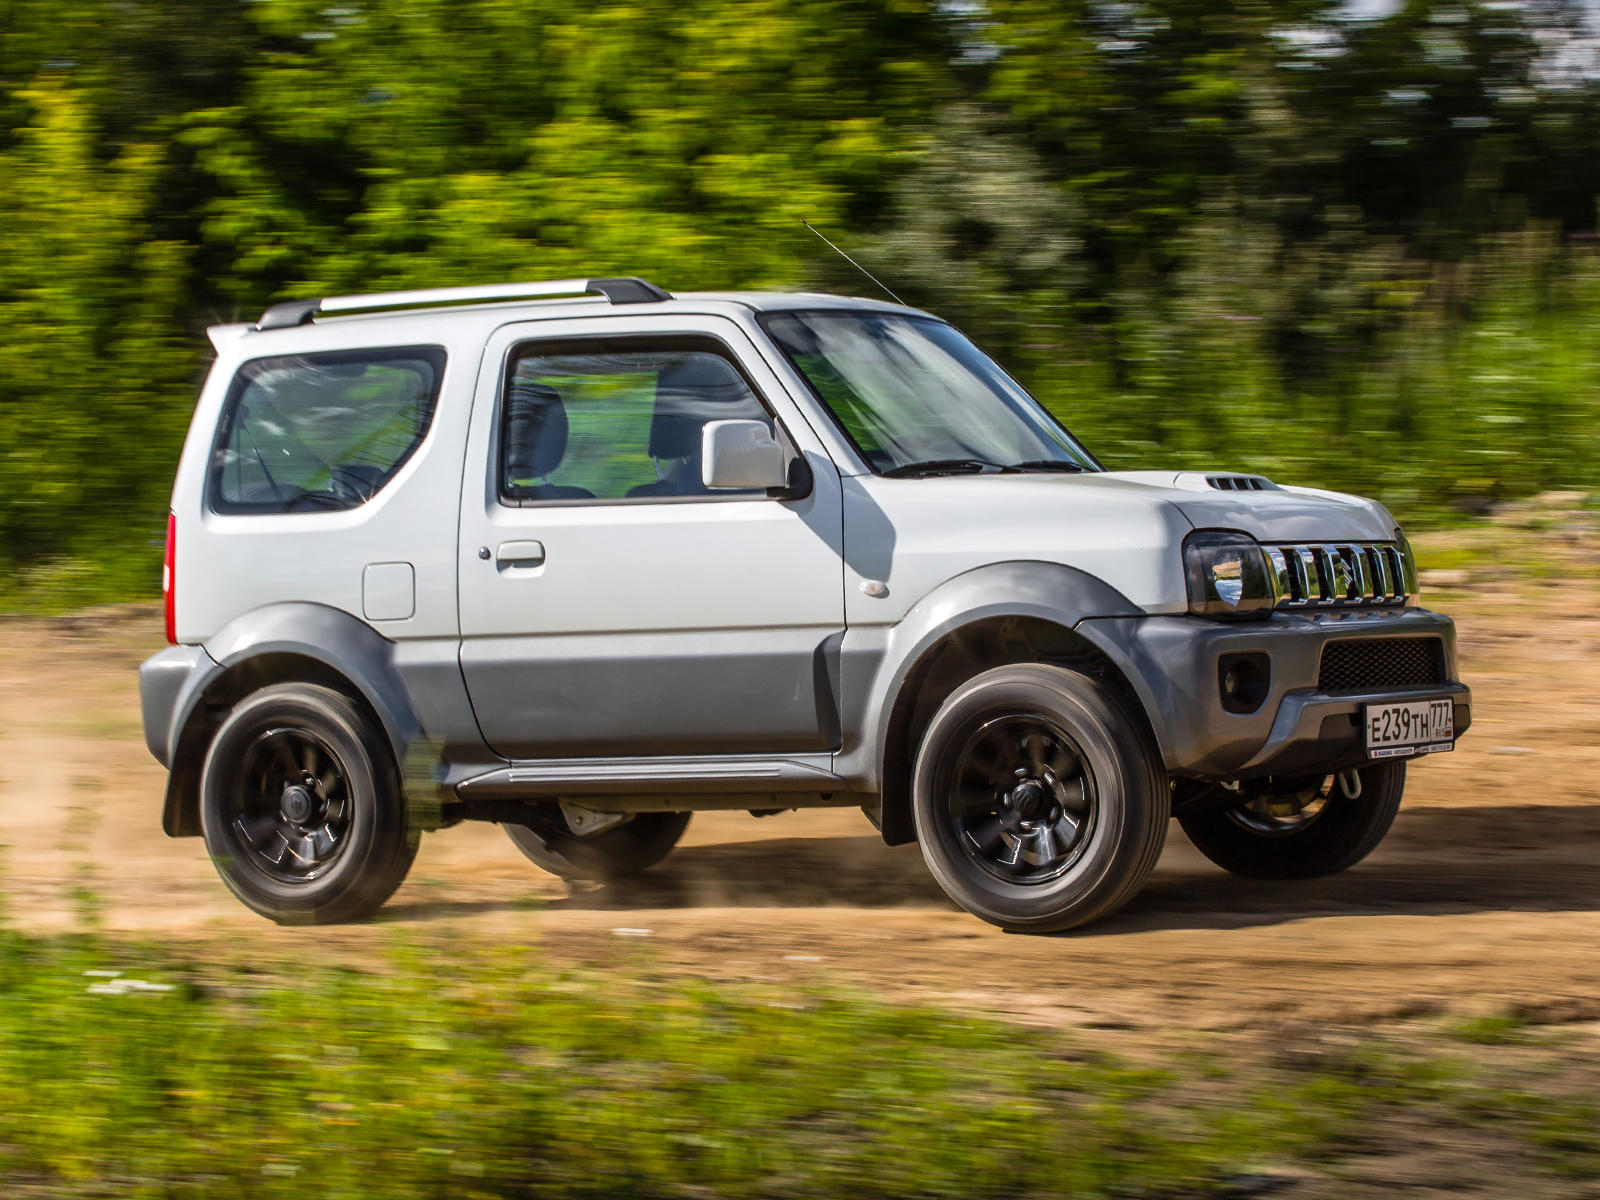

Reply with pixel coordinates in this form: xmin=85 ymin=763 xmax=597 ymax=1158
xmin=3 ymin=583 xmax=1600 ymax=1194
xmin=3 ymin=588 xmax=1599 ymax=1023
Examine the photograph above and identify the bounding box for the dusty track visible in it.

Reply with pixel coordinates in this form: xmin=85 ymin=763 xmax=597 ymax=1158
xmin=2 ymin=582 xmax=1598 ymax=1037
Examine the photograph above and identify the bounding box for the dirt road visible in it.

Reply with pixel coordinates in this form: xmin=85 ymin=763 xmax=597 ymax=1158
xmin=3 ymin=583 xmax=1598 ymax=1037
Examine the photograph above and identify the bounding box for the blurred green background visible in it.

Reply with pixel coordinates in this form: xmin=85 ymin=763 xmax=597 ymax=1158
xmin=3 ymin=0 xmax=1599 ymax=609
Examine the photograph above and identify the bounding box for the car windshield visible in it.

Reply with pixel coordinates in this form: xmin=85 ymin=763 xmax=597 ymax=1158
xmin=760 ymin=310 xmax=1097 ymax=476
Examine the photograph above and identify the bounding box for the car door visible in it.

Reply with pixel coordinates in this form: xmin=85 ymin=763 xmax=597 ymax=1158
xmin=457 ymin=312 xmax=845 ymax=760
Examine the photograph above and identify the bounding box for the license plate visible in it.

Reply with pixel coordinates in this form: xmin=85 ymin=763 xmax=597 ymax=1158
xmin=1364 ymin=699 xmax=1455 ymax=758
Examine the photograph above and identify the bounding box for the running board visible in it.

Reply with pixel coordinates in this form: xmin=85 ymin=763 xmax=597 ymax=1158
xmin=452 ymin=753 xmax=849 ymax=805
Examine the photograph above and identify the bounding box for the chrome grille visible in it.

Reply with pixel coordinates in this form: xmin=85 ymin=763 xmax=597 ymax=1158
xmin=1265 ymin=543 xmax=1417 ymax=608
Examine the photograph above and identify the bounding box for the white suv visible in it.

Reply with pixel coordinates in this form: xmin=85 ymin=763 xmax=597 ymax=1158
xmin=140 ymin=276 xmax=1470 ymax=930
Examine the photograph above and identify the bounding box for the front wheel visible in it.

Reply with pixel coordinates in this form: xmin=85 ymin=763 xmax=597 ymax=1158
xmin=1176 ymin=761 xmax=1405 ymax=880
xmin=912 ymin=665 xmax=1169 ymax=933
xmin=199 ymin=683 xmax=416 ymax=925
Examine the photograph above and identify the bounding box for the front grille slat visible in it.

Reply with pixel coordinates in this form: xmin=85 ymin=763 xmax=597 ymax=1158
xmin=1288 ymin=547 xmax=1313 ymax=602
xmin=1372 ymin=546 xmax=1394 ymax=599
xmin=1269 ymin=541 xmax=1415 ymax=608
xmin=1318 ymin=637 xmax=1443 ymax=692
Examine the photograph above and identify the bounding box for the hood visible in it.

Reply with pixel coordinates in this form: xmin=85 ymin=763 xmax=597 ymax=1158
xmin=849 ymin=468 xmax=1400 ymax=620
xmin=1096 ymin=471 xmax=1397 ymax=543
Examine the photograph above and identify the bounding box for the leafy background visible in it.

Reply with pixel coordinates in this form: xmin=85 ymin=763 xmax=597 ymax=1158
xmin=3 ymin=0 xmax=1599 ymax=608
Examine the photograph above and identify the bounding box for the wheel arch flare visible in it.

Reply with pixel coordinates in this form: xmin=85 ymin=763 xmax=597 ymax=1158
xmin=152 ymin=603 xmax=421 ymax=837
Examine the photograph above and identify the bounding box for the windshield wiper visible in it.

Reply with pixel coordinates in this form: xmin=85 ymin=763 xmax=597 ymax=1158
xmin=881 ymin=458 xmax=1015 ymax=478
xmin=1008 ymin=460 xmax=1086 ymax=473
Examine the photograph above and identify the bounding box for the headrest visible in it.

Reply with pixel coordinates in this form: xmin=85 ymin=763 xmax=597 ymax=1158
xmin=505 ymin=382 xmax=568 ymax=480
xmin=646 ymin=413 xmax=703 ymax=461
xmin=647 ymin=354 xmax=752 ymax=460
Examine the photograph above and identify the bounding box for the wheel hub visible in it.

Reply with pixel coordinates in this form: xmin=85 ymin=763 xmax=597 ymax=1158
xmin=279 ymin=781 xmax=318 ymax=824
xmin=1007 ymin=778 xmax=1050 ymax=820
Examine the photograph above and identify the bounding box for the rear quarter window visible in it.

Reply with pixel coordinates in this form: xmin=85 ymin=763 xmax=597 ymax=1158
xmin=210 ymin=346 xmax=446 ymax=514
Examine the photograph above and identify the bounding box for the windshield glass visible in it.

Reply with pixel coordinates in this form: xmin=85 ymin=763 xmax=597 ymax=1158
xmin=760 ymin=311 xmax=1097 ymax=475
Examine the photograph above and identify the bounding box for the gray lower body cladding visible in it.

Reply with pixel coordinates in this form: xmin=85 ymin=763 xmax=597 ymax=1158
xmin=140 ymin=644 xmax=215 ymax=768
xmin=1076 ymin=607 xmax=1470 ymax=781
xmin=458 ymin=628 xmax=843 ymax=759
xmin=143 ymin=603 xmax=1470 ymax=832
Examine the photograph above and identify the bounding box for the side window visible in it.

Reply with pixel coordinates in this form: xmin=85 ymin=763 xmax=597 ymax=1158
xmin=210 ymin=346 xmax=446 ymax=514
xmin=501 ymin=335 xmax=775 ymax=503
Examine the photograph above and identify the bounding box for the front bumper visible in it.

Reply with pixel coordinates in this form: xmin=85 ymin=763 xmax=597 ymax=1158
xmin=1077 ymin=607 xmax=1470 ymax=781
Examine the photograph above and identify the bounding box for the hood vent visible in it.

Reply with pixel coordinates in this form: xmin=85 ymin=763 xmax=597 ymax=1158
xmin=1207 ymin=474 xmax=1279 ymax=492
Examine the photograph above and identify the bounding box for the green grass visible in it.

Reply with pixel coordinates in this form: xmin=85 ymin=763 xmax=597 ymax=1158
xmin=1446 ymin=1014 xmax=1530 ymax=1046
xmin=0 ymin=930 xmax=1361 ymax=1199
xmin=3 ymin=929 xmax=1599 ymax=1196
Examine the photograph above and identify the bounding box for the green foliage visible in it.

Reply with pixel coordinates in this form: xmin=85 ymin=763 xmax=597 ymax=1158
xmin=3 ymin=0 xmax=1600 ymax=608
xmin=0 ymin=930 xmax=1337 ymax=1197
xmin=184 ymin=0 xmax=951 ymax=303
xmin=8 ymin=928 xmax=1600 ymax=1193
xmin=1447 ymin=1012 xmax=1530 ymax=1045
xmin=0 ymin=81 xmax=192 ymax=611
xmin=1034 ymin=224 xmax=1600 ymax=512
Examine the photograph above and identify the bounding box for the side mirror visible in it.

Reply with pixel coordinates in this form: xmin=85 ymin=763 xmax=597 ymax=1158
xmin=701 ymin=420 xmax=787 ymax=490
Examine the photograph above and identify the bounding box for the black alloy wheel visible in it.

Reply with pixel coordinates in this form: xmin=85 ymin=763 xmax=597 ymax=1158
xmin=226 ymin=727 xmax=354 ymax=882
xmin=944 ymin=716 xmax=1097 ymax=886
xmin=200 ymin=683 xmax=416 ymax=924
xmin=912 ymin=664 xmax=1169 ymax=933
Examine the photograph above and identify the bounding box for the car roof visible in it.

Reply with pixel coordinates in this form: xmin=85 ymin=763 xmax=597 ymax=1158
xmin=673 ymin=290 xmax=928 ymax=316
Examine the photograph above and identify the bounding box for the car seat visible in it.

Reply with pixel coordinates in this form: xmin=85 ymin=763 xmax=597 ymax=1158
xmin=625 ymin=410 xmax=707 ymax=498
xmin=503 ymin=382 xmax=595 ymax=500
xmin=626 ymin=355 xmax=763 ymax=498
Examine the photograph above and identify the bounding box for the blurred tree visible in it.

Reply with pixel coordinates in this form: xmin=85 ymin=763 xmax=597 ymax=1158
xmin=0 ymin=82 xmax=191 ymax=606
xmin=804 ymin=105 xmax=1083 ymax=353
xmin=3 ymin=0 xmax=1600 ymax=606
xmin=181 ymin=0 xmax=955 ymax=309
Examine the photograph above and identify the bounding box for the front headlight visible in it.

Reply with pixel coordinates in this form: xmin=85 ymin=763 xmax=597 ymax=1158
xmin=1183 ymin=531 xmax=1275 ymax=619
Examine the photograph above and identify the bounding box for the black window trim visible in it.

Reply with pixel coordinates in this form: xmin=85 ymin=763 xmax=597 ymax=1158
xmin=208 ymin=343 xmax=448 ymax=516
xmin=754 ymin=308 xmax=1105 ymax=476
xmin=495 ymin=330 xmax=806 ymax=509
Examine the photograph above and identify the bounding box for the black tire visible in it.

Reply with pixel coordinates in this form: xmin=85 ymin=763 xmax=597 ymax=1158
xmin=912 ymin=664 xmax=1169 ymax=933
xmin=199 ymin=683 xmax=416 ymax=924
xmin=504 ymin=810 xmax=692 ymax=881
xmin=1177 ymin=761 xmax=1406 ymax=880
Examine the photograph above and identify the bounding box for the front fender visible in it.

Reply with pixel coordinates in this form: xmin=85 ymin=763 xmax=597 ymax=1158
xmin=834 ymin=560 xmax=1144 ymax=793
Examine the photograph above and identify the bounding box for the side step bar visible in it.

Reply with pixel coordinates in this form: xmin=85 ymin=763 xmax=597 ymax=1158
xmin=451 ymin=753 xmax=851 ymax=812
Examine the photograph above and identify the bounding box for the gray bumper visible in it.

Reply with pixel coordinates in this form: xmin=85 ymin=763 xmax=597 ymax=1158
xmin=1076 ymin=608 xmax=1470 ymax=780
xmin=139 ymin=645 xmax=217 ymax=768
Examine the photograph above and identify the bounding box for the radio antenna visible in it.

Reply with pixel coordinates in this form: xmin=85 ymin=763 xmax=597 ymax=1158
xmin=801 ymin=218 xmax=907 ymax=306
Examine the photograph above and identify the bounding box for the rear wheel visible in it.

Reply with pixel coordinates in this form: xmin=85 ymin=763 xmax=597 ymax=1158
xmin=1176 ymin=761 xmax=1405 ymax=880
xmin=912 ymin=664 xmax=1169 ymax=933
xmin=199 ymin=683 xmax=416 ymax=924
xmin=504 ymin=810 xmax=691 ymax=881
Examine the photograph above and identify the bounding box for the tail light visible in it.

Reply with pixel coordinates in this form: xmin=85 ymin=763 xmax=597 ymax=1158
xmin=163 ymin=512 xmax=177 ymax=645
